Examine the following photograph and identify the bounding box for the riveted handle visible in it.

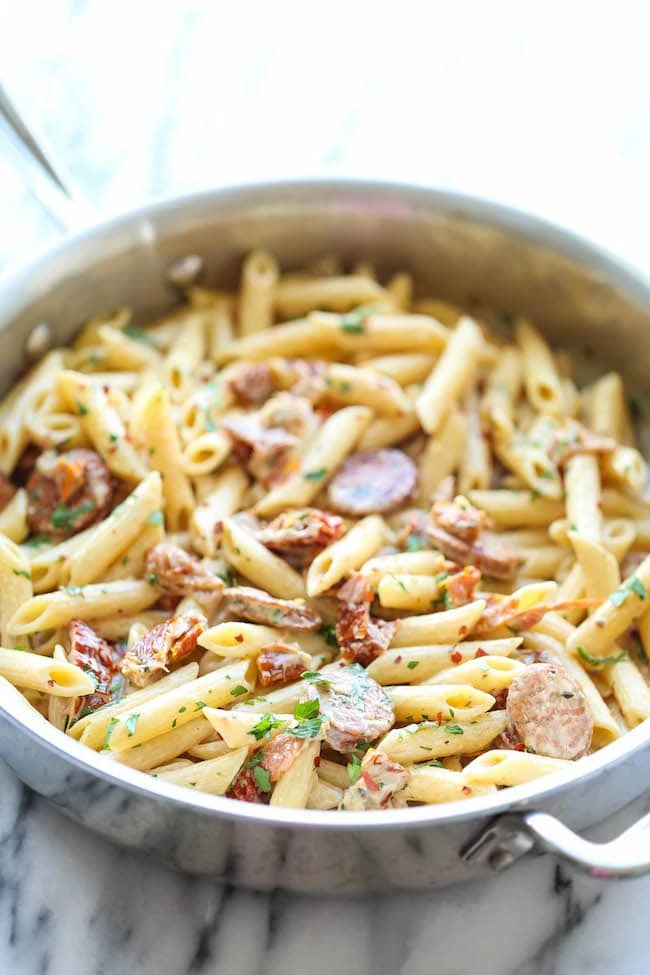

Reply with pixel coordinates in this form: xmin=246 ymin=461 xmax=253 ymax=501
xmin=0 ymin=83 xmax=96 ymax=231
xmin=461 ymin=808 xmax=650 ymax=878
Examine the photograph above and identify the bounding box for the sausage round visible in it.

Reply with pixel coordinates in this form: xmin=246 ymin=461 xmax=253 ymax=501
xmin=506 ymin=662 xmax=593 ymax=759
xmin=327 ymin=449 xmax=417 ymax=515
xmin=307 ymin=665 xmax=395 ymax=752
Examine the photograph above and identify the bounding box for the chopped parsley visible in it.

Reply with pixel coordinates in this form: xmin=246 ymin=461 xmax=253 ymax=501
xmin=347 ymin=754 xmax=362 ymax=784
xmin=250 ymin=712 xmax=284 ymax=741
xmin=289 ymin=699 xmax=322 ymax=739
xmin=407 ymin=660 xmax=420 ymax=670
xmin=444 ymin=724 xmax=464 ymax=735
xmin=609 ymin=574 xmax=648 ymax=608
xmin=51 ymin=501 xmax=96 ymax=529
xmin=63 ymin=585 xmax=83 ymax=596
xmin=301 ymin=671 xmax=331 ymax=688
xmin=230 ymin=684 xmax=248 ymax=697
xmin=109 ymin=433 xmax=119 ymax=443
xmin=123 ymin=326 xmax=155 ymax=346
xmin=125 ymin=713 xmax=140 ymax=737
xmin=406 ymin=533 xmax=424 ymax=552
xmin=193 ymin=701 xmax=207 ymax=711
xmin=102 ymin=717 xmax=119 ymax=750
xmin=272 ymin=609 xmax=283 ymax=623
xmin=636 ymin=635 xmax=649 ymax=665
xmin=303 ymin=468 xmax=328 ymax=481
xmin=253 ymin=765 xmax=272 ymax=793
xmin=146 ymin=511 xmax=164 ymax=526
xmin=392 ymin=574 xmax=408 ymax=592
xmin=12 ymin=569 xmax=31 ymax=580
xmin=318 ymin=623 xmax=339 ymax=648
xmin=76 ymin=402 xmax=89 ymax=415
xmin=216 ymin=566 xmax=234 ymax=586
xmin=23 ymin=535 xmax=50 ymax=548
xmin=530 ymin=489 xmax=542 ymax=502
xmin=577 ymin=646 xmax=627 ymax=667
xmin=419 ymin=758 xmax=444 ymax=768
xmin=628 ymin=393 xmax=645 ymax=417
xmin=147 ymin=573 xmax=159 ymax=586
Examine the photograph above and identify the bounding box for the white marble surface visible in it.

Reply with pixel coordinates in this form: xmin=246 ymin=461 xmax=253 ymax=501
xmin=2 ymin=3 xmax=650 ymax=973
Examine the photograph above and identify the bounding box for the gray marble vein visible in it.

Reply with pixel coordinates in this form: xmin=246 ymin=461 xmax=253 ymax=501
xmin=2 ymin=2 xmax=650 ymax=973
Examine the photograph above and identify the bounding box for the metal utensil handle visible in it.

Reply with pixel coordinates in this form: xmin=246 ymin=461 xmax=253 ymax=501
xmin=462 ymin=808 xmax=650 ymax=878
xmin=0 ymin=83 xmax=95 ymax=231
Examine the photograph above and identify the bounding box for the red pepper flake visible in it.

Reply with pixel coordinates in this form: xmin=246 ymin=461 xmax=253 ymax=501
xmin=394 ymin=655 xmax=403 ymax=664
xmin=475 ymin=648 xmax=488 ymax=658
xmin=313 ymin=755 xmax=321 ymax=767
xmin=459 ymin=626 xmax=468 ymax=636
xmin=436 ymin=711 xmax=443 ymax=726
xmin=102 ymin=385 xmax=110 ymax=394
xmin=234 ymin=633 xmax=244 ymax=644
xmin=450 ymin=650 xmax=462 ymax=664
xmin=47 ymin=679 xmax=55 ymax=687
xmin=514 ymin=742 xmax=525 ymax=751
xmin=597 ymin=501 xmax=603 ymax=510
xmin=462 ymin=785 xmax=471 ymax=795
xmin=361 ymin=770 xmax=380 ymax=793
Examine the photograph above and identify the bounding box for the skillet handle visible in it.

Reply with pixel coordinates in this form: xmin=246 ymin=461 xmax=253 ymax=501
xmin=0 ymin=83 xmax=95 ymax=231
xmin=461 ymin=809 xmax=650 ymax=879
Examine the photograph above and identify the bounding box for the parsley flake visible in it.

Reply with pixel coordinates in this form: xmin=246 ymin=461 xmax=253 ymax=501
xmin=444 ymin=724 xmax=464 ymax=735
xmin=301 ymin=671 xmax=331 ymax=689
xmin=347 ymin=754 xmax=362 ymax=784
xmin=102 ymin=717 xmax=119 ymax=750
xmin=12 ymin=569 xmax=31 ymax=580
xmin=406 ymin=533 xmax=424 ymax=552
xmin=318 ymin=623 xmax=339 ymax=648
xmin=253 ymin=765 xmax=272 ymax=793
xmin=51 ymin=501 xmax=96 ymax=529
xmin=577 ymin=646 xmax=627 ymax=667
xmin=407 ymin=660 xmax=420 ymax=670
xmin=250 ymin=712 xmax=284 ymax=741
xmin=146 ymin=511 xmax=164 ymax=526
xmin=125 ymin=713 xmax=140 ymax=737
xmin=304 ymin=468 xmax=328 ymax=481
xmin=230 ymin=684 xmax=248 ymax=697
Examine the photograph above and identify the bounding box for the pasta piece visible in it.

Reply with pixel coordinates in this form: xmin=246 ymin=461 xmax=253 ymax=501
xmin=307 ymin=515 xmax=388 ymax=596
xmin=0 ymin=351 xmax=65 ymax=475
xmin=63 ymin=471 xmax=163 ymax=586
xmin=386 ymin=271 xmax=413 ymax=311
xmin=255 ymin=406 xmax=372 ymax=518
xmin=416 ymin=317 xmax=485 ymax=434
xmin=103 ymin=522 xmax=165 ymax=582
xmin=362 ymin=353 xmax=437 ymax=386
xmin=377 ymin=574 xmax=444 ymax=612
xmin=68 ymin=662 xmax=199 ymax=744
xmin=307 ymin=778 xmax=343 ymax=810
xmin=565 ymin=454 xmax=602 ymax=544
xmin=164 ymin=311 xmax=206 ymax=403
xmin=606 ymin=658 xmax=650 ymax=727
xmin=275 ymin=275 xmax=389 ymax=318
xmin=418 ymin=408 xmax=467 ymax=504
xmin=158 ymin=746 xmax=248 ymax=795
xmin=222 ymin=519 xmax=305 ymax=599
xmin=361 ymin=551 xmax=449 ymax=587
xmin=0 ymin=647 xmax=94 ymax=697
xmin=114 ymin=715 xmax=213 ymax=771
xmin=458 ymin=392 xmax=491 ymax=494
xmin=321 ymin=364 xmax=411 ymax=416
xmin=377 ymin=710 xmax=507 ymax=764
xmin=96 ymin=324 xmax=162 ymax=371
xmin=133 ymin=385 xmax=195 ymax=530
xmin=463 ymin=750 xmax=572 ymax=787
xmin=181 ymin=431 xmax=231 ymax=477
xmin=516 ymin=318 xmax=564 ymax=415
xmin=403 ymin=766 xmax=496 ymax=803
xmin=269 ymin=740 xmax=320 ymax=808
xmin=0 ymin=535 xmax=33 ymax=648
xmin=424 ymin=655 xmax=527 ymax=693
xmin=239 ymin=250 xmax=279 ymax=335
xmin=57 ymin=371 xmax=149 ymax=482
xmin=480 ymin=346 xmax=522 ymax=438
xmin=100 ymin=660 xmax=252 ymax=752
xmin=190 ymin=467 xmax=249 ymax=557
xmin=385 ymin=684 xmax=495 ymax=722
xmin=390 ymin=600 xmax=487 ymax=648
xmin=468 ymin=491 xmax=564 ymax=528
xmin=0 ymin=488 xmax=28 ymax=543
xmin=366 ymin=638 xmax=522 ymax=684
xmin=8 ymin=580 xmax=159 ymax=636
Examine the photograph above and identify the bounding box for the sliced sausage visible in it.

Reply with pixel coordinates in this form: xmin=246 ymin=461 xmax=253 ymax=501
xmin=0 ymin=471 xmax=17 ymax=512
xmin=260 ymin=733 xmax=306 ymax=782
xmin=68 ymin=619 xmax=124 ymax=721
xmin=257 ymin=508 xmax=346 ymax=567
xmin=336 ymin=601 xmax=398 ymax=667
xmin=338 ymin=751 xmax=409 ymax=810
xmin=121 ymin=611 xmax=206 ymax=687
xmin=306 ymin=665 xmax=395 ymax=753
xmin=223 ymin=586 xmax=322 ymax=631
xmin=12 ymin=443 xmax=42 ymax=487
xmin=256 ymin=642 xmax=311 ymax=687
xmin=221 ymin=414 xmax=297 ymax=486
xmin=506 ymin=662 xmax=593 ymax=759
xmin=327 ymin=449 xmax=417 ymax=515
xmin=258 ymin=391 xmax=317 ymax=438
xmin=145 ymin=543 xmax=225 ymax=600
xmin=441 ymin=566 xmax=482 ymax=608
xmin=26 ymin=448 xmax=114 ymax=540
xmin=227 ymin=362 xmax=274 ymax=405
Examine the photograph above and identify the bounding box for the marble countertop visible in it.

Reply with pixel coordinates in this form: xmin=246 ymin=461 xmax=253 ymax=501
xmin=2 ymin=3 xmax=650 ymax=973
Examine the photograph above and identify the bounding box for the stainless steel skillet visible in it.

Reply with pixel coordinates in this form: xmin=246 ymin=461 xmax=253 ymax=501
xmin=1 ymin=86 xmax=650 ymax=893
